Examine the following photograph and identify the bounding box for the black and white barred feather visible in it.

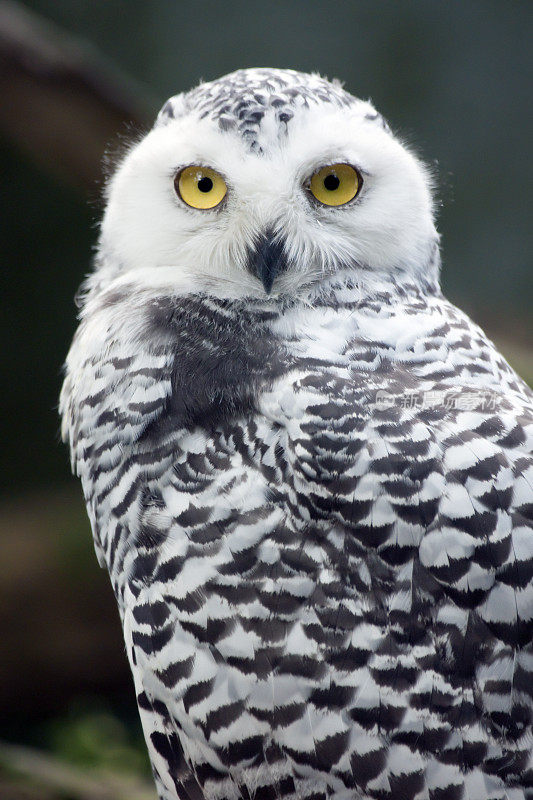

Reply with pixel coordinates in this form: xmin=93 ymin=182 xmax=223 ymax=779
xmin=61 ymin=69 xmax=533 ymax=800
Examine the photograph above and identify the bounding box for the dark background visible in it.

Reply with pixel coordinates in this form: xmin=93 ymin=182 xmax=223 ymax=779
xmin=1 ymin=2 xmax=531 ymax=797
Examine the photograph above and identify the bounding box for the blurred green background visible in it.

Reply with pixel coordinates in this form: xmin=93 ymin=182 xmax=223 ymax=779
xmin=1 ymin=1 xmax=531 ymax=797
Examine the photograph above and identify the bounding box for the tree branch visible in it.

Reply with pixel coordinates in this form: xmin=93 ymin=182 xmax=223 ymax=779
xmin=0 ymin=741 xmax=155 ymax=800
xmin=0 ymin=1 xmax=157 ymax=191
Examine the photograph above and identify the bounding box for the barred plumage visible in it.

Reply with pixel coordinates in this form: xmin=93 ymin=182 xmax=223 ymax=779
xmin=61 ymin=68 xmax=533 ymax=800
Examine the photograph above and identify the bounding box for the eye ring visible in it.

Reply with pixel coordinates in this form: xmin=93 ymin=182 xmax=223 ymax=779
xmin=174 ymin=165 xmax=228 ymax=210
xmin=307 ymin=163 xmax=362 ymax=207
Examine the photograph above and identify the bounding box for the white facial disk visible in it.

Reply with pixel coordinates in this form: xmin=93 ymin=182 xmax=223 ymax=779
xmin=98 ymin=68 xmax=439 ymax=299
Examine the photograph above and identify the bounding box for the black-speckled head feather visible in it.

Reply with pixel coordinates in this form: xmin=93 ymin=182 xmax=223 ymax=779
xmin=156 ymin=67 xmax=385 ymax=152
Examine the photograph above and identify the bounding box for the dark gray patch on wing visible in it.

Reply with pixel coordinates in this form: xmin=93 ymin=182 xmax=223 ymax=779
xmin=141 ymin=294 xmax=287 ymax=435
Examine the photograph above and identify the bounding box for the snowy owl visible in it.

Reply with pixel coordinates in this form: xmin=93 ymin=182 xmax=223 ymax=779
xmin=60 ymin=68 xmax=533 ymax=800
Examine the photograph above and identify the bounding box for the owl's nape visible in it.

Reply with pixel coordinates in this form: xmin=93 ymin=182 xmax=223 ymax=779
xmin=61 ymin=68 xmax=533 ymax=800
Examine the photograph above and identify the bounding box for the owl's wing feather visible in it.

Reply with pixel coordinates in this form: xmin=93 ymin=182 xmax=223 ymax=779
xmin=256 ymin=299 xmax=533 ymax=797
xmin=62 ymin=287 xmax=533 ymax=800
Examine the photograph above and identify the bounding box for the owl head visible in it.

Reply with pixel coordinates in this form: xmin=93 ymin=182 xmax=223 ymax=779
xmin=97 ymin=68 xmax=439 ymax=299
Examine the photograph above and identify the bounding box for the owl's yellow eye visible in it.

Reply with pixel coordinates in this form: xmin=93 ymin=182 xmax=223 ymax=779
xmin=309 ymin=163 xmax=361 ymax=207
xmin=176 ymin=166 xmax=227 ymax=209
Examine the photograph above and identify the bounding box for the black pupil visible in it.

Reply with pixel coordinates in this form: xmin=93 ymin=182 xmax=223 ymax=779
xmin=198 ymin=176 xmax=213 ymax=193
xmin=323 ymin=173 xmax=340 ymax=191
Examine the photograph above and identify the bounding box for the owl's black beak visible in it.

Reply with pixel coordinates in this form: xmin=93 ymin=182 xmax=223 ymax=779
xmin=247 ymin=229 xmax=288 ymax=294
